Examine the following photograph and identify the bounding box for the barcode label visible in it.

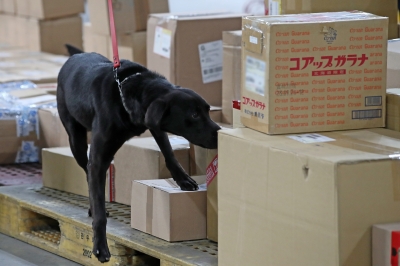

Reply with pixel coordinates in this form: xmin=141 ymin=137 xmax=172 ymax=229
xmin=198 ymin=40 xmax=223 ymax=84
xmin=365 ymin=96 xmax=382 ymax=106
xmin=352 ymin=109 xmax=382 ymax=119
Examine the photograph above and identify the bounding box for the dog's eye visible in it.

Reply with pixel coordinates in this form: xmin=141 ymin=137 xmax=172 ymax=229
xmin=192 ymin=112 xmax=199 ymax=119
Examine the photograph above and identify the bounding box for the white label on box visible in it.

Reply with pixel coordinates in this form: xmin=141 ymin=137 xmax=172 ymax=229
xmin=250 ymin=36 xmax=258 ymax=44
xmin=269 ymin=0 xmax=281 ymax=15
xmin=245 ymin=56 xmax=266 ymax=96
xmin=288 ymin=134 xmax=335 ymax=144
xmin=153 ymin=26 xmax=172 ymax=58
xmin=198 ymin=40 xmax=223 ymax=84
xmin=169 ymin=137 xmax=189 ymax=147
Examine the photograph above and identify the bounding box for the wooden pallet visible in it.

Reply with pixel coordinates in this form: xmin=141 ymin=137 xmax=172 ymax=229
xmin=0 ymin=185 xmax=218 ymax=266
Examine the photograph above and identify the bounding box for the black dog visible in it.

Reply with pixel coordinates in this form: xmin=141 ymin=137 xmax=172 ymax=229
xmin=57 ymin=45 xmax=220 ymax=263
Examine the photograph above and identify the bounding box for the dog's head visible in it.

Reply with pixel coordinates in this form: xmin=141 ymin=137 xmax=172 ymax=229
xmin=144 ymin=87 xmax=221 ymax=149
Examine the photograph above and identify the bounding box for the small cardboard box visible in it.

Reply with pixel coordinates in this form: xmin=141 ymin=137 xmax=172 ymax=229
xmin=147 ymin=12 xmax=244 ymax=107
xmin=241 ymin=11 xmax=388 ymax=135
xmin=222 ymin=30 xmax=242 ymax=124
xmin=372 ymin=223 xmax=400 ymax=266
xmin=113 ymin=136 xmax=190 ymax=205
xmin=42 ymin=147 xmax=115 ymax=201
xmin=15 ymin=0 xmax=84 ymax=19
xmin=87 ymin=0 xmax=169 ymax=35
xmin=219 ymin=127 xmax=400 ymax=266
xmin=387 ymin=39 xmax=400 ymax=89
xmin=386 ymin=88 xmax=400 ymax=132
xmin=131 ymin=176 xmax=207 ymax=242
xmin=264 ymin=0 xmax=398 ymax=40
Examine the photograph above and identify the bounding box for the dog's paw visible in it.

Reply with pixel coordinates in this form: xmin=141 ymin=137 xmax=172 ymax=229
xmin=88 ymin=208 xmax=109 ymax=217
xmin=177 ymin=176 xmax=199 ymax=191
xmin=93 ymin=239 xmax=111 ymax=263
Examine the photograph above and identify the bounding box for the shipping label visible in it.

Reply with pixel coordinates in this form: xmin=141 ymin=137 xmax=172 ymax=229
xmin=198 ymin=40 xmax=223 ymax=84
xmin=153 ymin=26 xmax=172 ymax=58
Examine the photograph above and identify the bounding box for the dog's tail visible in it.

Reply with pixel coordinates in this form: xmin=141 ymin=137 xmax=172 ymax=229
xmin=65 ymin=44 xmax=84 ymax=56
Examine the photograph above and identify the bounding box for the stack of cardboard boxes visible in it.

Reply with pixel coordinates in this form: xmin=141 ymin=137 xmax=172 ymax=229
xmin=0 ymin=0 xmax=84 ymax=55
xmin=217 ymin=11 xmax=400 ymax=266
xmin=84 ymin=0 xmax=169 ymax=66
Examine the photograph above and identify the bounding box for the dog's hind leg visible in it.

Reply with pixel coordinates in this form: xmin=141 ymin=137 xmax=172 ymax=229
xmin=87 ymin=130 xmax=126 ymax=263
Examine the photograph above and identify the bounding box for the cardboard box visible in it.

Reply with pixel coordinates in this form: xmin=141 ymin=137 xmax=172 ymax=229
xmin=372 ymin=223 xmax=400 ymax=266
xmin=113 ymin=136 xmax=190 ymax=205
xmin=232 ymin=100 xmax=244 ymax=128
xmin=147 ymin=12 xmax=244 ymax=106
xmin=241 ymin=12 xmax=387 ymax=135
xmin=131 ymin=176 xmax=207 ymax=242
xmin=2 ymin=0 xmax=16 ymax=14
xmin=113 ymin=31 xmax=147 ymax=66
xmin=15 ymin=0 xmax=84 ymax=19
xmin=38 ymin=108 xmax=70 ymax=148
xmin=87 ymin=0 xmax=169 ymax=35
xmin=206 ymin=149 xmax=218 ymax=242
xmin=387 ymin=39 xmax=400 ymax=89
xmin=386 ymin=88 xmax=400 ymax=132
xmin=222 ymin=30 xmax=242 ymax=124
xmin=1 ymin=14 xmax=17 ymax=46
xmin=42 ymin=147 xmax=115 ymax=201
xmin=264 ymin=0 xmax=398 ymax=39
xmin=83 ymin=22 xmax=94 ymax=53
xmin=218 ymin=127 xmax=400 ymax=266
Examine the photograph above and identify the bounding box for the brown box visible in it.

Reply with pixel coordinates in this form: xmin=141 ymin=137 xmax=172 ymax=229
xmin=372 ymin=223 xmax=400 ymax=266
xmin=42 ymin=147 xmax=115 ymax=201
xmin=38 ymin=108 xmax=70 ymax=148
xmin=113 ymin=136 xmax=190 ymax=205
xmin=28 ymin=15 xmax=83 ymax=55
xmin=1 ymin=14 xmax=18 ymax=46
xmin=131 ymin=176 xmax=206 ymax=242
xmin=113 ymin=31 xmax=147 ymax=66
xmin=16 ymin=0 xmax=84 ymax=19
xmin=241 ymin=12 xmax=387 ymax=135
xmin=265 ymin=0 xmax=398 ymax=39
xmin=2 ymin=0 xmax=16 ymax=14
xmin=222 ymin=30 xmax=242 ymax=124
xmin=219 ymin=127 xmax=400 ymax=266
xmin=387 ymin=39 xmax=400 ymax=89
xmin=87 ymin=0 xmax=169 ymax=35
xmin=386 ymin=88 xmax=400 ymax=132
xmin=147 ymin=12 xmax=244 ymax=107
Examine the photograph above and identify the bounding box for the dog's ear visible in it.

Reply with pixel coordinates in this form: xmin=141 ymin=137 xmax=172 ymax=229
xmin=144 ymin=99 xmax=168 ymax=131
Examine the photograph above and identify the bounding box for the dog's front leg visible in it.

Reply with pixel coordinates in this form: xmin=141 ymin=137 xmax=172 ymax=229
xmin=87 ymin=145 xmax=112 ymax=263
xmin=150 ymin=130 xmax=198 ymax=191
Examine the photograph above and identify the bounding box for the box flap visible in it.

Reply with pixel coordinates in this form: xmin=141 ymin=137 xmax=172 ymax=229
xmin=135 ymin=176 xmax=206 ymax=193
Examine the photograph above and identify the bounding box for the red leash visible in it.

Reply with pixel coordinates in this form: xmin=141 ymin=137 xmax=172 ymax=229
xmin=107 ymin=0 xmax=120 ymax=68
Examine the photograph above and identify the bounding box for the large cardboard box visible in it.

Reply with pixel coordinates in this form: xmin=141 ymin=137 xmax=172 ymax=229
xmin=87 ymin=0 xmax=169 ymax=35
xmin=241 ymin=12 xmax=387 ymax=135
xmin=265 ymin=0 xmax=398 ymax=40
xmin=387 ymin=39 xmax=400 ymax=89
xmin=386 ymin=88 xmax=400 ymax=132
xmin=372 ymin=223 xmax=400 ymax=266
xmin=147 ymin=13 xmax=244 ymax=107
xmin=42 ymin=147 xmax=115 ymax=201
xmin=113 ymin=136 xmax=190 ymax=205
xmin=222 ymin=30 xmax=242 ymax=124
xmin=131 ymin=176 xmax=207 ymax=242
xmin=15 ymin=0 xmax=84 ymax=19
xmin=113 ymin=31 xmax=147 ymax=66
xmin=219 ymin=127 xmax=400 ymax=266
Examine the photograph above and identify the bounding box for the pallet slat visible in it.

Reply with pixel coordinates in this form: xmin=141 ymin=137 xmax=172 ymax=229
xmin=0 ymin=185 xmax=217 ymax=266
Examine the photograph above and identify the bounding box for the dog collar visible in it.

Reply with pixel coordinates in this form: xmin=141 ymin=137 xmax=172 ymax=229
xmin=116 ymin=72 xmax=141 ymax=113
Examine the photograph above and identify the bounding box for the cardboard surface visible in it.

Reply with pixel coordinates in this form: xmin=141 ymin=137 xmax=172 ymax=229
xmin=206 ymin=149 xmax=218 ymax=242
xmin=218 ymin=127 xmax=400 ymax=266
xmin=87 ymin=0 xmax=169 ymax=35
xmin=131 ymin=176 xmax=207 ymax=242
xmin=38 ymin=108 xmax=70 ymax=148
xmin=147 ymin=12 xmax=244 ymax=107
xmin=241 ymin=12 xmax=387 ymax=134
xmin=222 ymin=30 xmax=242 ymax=124
xmin=386 ymin=88 xmax=400 ymax=132
xmin=2 ymin=0 xmax=16 ymax=14
xmin=42 ymin=147 xmax=114 ymax=201
xmin=387 ymin=39 xmax=400 ymax=89
xmin=265 ymin=0 xmax=398 ymax=40
xmin=16 ymin=0 xmax=84 ymax=19
xmin=113 ymin=136 xmax=190 ymax=205
xmin=114 ymin=31 xmax=147 ymax=66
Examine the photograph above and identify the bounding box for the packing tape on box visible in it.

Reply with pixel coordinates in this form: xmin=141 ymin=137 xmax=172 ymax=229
xmin=15 ymin=140 xmax=39 ymax=163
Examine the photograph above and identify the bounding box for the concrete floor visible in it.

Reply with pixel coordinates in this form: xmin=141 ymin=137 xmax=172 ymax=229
xmin=0 ymin=233 xmax=80 ymax=266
